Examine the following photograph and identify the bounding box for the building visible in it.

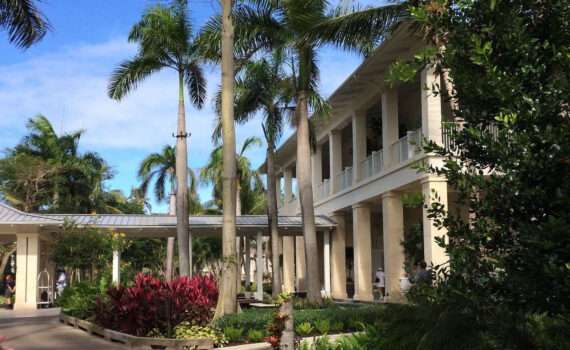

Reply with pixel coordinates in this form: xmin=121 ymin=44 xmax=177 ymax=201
xmin=270 ymin=23 xmax=466 ymax=301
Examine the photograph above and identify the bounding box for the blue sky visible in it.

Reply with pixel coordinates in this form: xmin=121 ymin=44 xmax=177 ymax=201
xmin=0 ymin=0 xmax=370 ymax=213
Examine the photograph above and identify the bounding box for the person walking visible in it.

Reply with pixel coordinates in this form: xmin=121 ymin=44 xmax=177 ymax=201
xmin=374 ymin=267 xmax=386 ymax=299
xmin=3 ymin=275 xmax=15 ymax=308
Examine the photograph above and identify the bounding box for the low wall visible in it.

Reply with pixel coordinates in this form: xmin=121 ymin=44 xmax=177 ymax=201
xmin=60 ymin=314 xmax=214 ymax=350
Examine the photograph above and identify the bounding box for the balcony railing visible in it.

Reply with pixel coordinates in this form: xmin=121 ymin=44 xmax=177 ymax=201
xmin=442 ymin=121 xmax=499 ymax=152
xmin=389 ymin=128 xmax=423 ymax=164
xmin=335 ymin=166 xmax=353 ymax=192
xmin=360 ymin=150 xmax=383 ymax=180
xmin=315 ymin=179 xmax=331 ymax=201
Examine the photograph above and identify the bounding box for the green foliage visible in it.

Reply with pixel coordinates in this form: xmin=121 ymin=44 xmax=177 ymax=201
xmin=56 ymin=281 xmax=106 ymax=319
xmin=298 ymin=335 xmax=367 ymax=350
xmin=313 ymin=319 xmax=330 ymax=335
xmin=295 ymin=322 xmax=314 ymax=337
xmin=330 ymin=321 xmax=344 ymax=333
xmin=174 ymin=322 xmax=227 ymax=347
xmin=223 ymin=327 xmax=244 ymax=343
xmin=247 ymin=329 xmax=265 ymax=343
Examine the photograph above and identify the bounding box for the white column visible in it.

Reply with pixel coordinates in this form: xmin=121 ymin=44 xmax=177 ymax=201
xmin=189 ymin=231 xmax=193 ymax=275
xmin=284 ymin=167 xmax=293 ymax=203
xmin=352 ymin=204 xmax=374 ymax=301
xmin=323 ymin=230 xmax=331 ymax=297
xmin=352 ymin=112 xmax=367 ymax=183
xmin=236 ymin=236 xmax=242 ymax=290
xmin=421 ymin=66 xmax=443 ymax=145
xmin=330 ymin=213 xmax=347 ymax=299
xmin=14 ymin=233 xmax=40 ymax=310
xmin=112 ymin=249 xmax=120 ymax=285
xmin=312 ymin=144 xmax=323 ymax=194
xmin=245 ymin=235 xmax=251 ymax=288
xmin=256 ymin=231 xmax=264 ymax=301
xmin=329 ymin=130 xmax=342 ymax=193
xmin=282 ymin=236 xmax=295 ymax=293
xmin=382 ymin=191 xmax=405 ymax=301
xmin=295 ymin=236 xmax=306 ymax=291
xmin=382 ymin=88 xmax=399 ymax=167
xmin=422 ymin=178 xmax=448 ymax=267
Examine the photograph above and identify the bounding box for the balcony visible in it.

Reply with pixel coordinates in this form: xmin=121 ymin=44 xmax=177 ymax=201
xmin=315 ymin=179 xmax=331 ymax=202
xmin=335 ymin=166 xmax=353 ymax=192
xmin=360 ymin=150 xmax=383 ymax=180
xmin=389 ymin=129 xmax=422 ymax=164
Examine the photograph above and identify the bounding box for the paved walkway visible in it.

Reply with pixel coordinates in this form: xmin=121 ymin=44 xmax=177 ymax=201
xmin=0 ymin=316 xmax=126 ymax=350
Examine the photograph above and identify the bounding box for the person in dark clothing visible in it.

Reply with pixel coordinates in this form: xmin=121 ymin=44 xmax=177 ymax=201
xmin=4 ymin=274 xmax=15 ymax=308
xmin=415 ymin=261 xmax=432 ymax=284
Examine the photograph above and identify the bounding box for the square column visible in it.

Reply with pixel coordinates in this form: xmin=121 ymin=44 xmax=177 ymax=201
xmin=244 ymin=236 xmax=252 ymax=288
xmin=422 ymin=178 xmax=448 ymax=267
xmin=329 ymin=130 xmax=342 ymax=193
xmin=112 ymin=249 xmax=121 ymax=285
xmin=421 ymin=66 xmax=443 ymax=145
xmin=312 ymin=144 xmax=323 ymax=194
xmin=284 ymin=167 xmax=293 ymax=202
xmin=255 ymin=231 xmax=264 ymax=301
xmin=382 ymin=89 xmax=399 ymax=167
xmin=236 ymin=237 xmax=242 ymax=290
xmin=382 ymin=192 xmax=405 ymax=301
xmin=352 ymin=204 xmax=374 ymax=301
xmin=352 ymin=113 xmax=367 ymax=183
xmin=323 ymin=231 xmax=331 ymax=297
xmin=295 ymin=236 xmax=306 ymax=291
xmin=282 ymin=236 xmax=295 ymax=293
xmin=14 ymin=233 xmax=40 ymax=310
xmin=329 ymin=213 xmax=347 ymax=299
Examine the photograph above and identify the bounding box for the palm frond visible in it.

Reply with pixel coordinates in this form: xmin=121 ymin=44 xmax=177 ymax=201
xmin=108 ymin=55 xmax=164 ymax=100
xmin=0 ymin=0 xmax=50 ymax=48
xmin=184 ymin=62 xmax=206 ymax=108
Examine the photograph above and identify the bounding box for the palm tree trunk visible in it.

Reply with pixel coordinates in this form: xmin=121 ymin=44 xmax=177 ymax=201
xmin=296 ymin=90 xmax=322 ymax=304
xmin=166 ymin=192 xmax=176 ymax=280
xmin=267 ymin=146 xmax=282 ymax=297
xmin=215 ymin=0 xmax=238 ymax=317
xmin=175 ymin=70 xmax=190 ymax=277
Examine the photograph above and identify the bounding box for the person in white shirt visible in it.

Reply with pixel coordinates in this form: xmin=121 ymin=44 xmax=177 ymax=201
xmin=374 ymin=267 xmax=385 ymax=298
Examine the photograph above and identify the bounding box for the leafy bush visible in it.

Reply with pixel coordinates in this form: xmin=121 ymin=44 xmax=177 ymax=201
xmin=313 ymin=319 xmax=330 ymax=335
xmin=295 ymin=322 xmax=314 ymax=337
xmin=94 ymin=273 xmax=218 ymax=337
xmin=223 ymin=327 xmax=244 ymax=343
xmin=299 ymin=335 xmax=366 ymax=350
xmin=174 ymin=322 xmax=227 ymax=347
xmin=56 ymin=281 xmax=106 ymax=319
xmin=247 ymin=329 xmax=265 ymax=343
xmin=330 ymin=321 xmax=344 ymax=333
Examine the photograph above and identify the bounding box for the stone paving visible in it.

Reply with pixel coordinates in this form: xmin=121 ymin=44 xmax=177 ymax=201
xmin=0 ymin=315 xmax=126 ymax=350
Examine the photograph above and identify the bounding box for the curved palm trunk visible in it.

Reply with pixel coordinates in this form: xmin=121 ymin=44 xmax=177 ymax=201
xmin=175 ymin=71 xmax=191 ymax=277
xmin=215 ymin=0 xmax=238 ymax=317
xmin=166 ymin=192 xmax=176 ymax=280
xmin=296 ymin=90 xmax=322 ymax=304
xmin=267 ymin=145 xmax=282 ymax=296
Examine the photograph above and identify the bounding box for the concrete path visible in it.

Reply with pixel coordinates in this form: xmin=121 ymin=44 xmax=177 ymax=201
xmin=0 ymin=316 xmax=127 ymax=350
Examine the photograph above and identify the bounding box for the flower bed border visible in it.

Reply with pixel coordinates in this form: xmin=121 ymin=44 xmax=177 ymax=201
xmin=59 ymin=314 xmax=214 ymax=350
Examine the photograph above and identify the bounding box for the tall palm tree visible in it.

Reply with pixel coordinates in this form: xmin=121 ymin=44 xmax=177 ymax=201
xmin=108 ymin=0 xmax=206 ymax=277
xmin=0 ymin=0 xmax=49 ymax=48
xmin=203 ymin=0 xmax=402 ymax=303
xmin=138 ymin=145 xmax=201 ymax=280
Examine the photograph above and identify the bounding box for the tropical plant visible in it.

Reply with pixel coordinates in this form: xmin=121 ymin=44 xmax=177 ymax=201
xmin=108 ymin=0 xmax=206 ymax=277
xmin=0 ymin=0 xmax=49 ymax=48
xmin=247 ymin=329 xmax=265 ymax=343
xmin=314 ymin=319 xmax=331 ymax=335
xmin=174 ymin=322 xmax=228 ymax=347
xmin=295 ymin=322 xmax=314 ymax=337
xmin=56 ymin=280 xmax=108 ymax=320
xmin=137 ymin=145 xmax=201 ymax=279
xmin=223 ymin=327 xmax=244 ymax=343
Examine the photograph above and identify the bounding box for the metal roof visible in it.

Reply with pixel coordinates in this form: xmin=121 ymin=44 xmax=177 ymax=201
xmin=0 ymin=202 xmax=63 ymax=225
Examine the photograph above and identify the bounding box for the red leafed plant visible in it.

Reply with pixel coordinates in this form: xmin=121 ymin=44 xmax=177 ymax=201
xmin=95 ymin=273 xmax=218 ymax=337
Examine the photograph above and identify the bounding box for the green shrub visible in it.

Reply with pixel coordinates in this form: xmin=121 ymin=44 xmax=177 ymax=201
xmin=174 ymin=322 xmax=227 ymax=347
xmin=295 ymin=322 xmax=314 ymax=337
xmin=223 ymin=327 xmax=244 ymax=343
xmin=314 ymin=319 xmax=330 ymax=335
xmin=56 ymin=281 xmax=104 ymax=319
xmin=247 ymin=329 xmax=265 ymax=343
xmin=330 ymin=321 xmax=344 ymax=333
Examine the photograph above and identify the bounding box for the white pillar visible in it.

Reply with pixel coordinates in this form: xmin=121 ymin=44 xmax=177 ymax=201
xmin=330 ymin=213 xmax=347 ymax=299
xmin=284 ymin=167 xmax=293 ymax=202
xmin=189 ymin=231 xmax=193 ymax=275
xmin=421 ymin=66 xmax=443 ymax=145
xmin=352 ymin=113 xmax=367 ymax=183
xmin=112 ymin=249 xmax=120 ymax=285
xmin=352 ymin=204 xmax=374 ymax=301
xmin=312 ymin=144 xmax=323 ymax=195
xmin=245 ymin=235 xmax=251 ymax=288
xmin=329 ymin=130 xmax=342 ymax=193
xmin=295 ymin=236 xmax=306 ymax=291
xmin=382 ymin=191 xmax=405 ymax=301
xmin=422 ymin=178 xmax=449 ymax=267
xmin=236 ymin=236 xmax=242 ymax=290
xmin=282 ymin=236 xmax=295 ymax=293
xmin=256 ymin=231 xmax=264 ymax=301
xmin=323 ymin=230 xmax=331 ymax=297
xmin=14 ymin=233 xmax=40 ymax=310
xmin=382 ymin=88 xmax=399 ymax=167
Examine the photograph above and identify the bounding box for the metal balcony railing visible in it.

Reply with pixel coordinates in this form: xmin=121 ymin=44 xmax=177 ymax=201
xmin=360 ymin=150 xmax=383 ymax=180
xmin=315 ymin=179 xmax=331 ymax=201
xmin=389 ymin=128 xmax=422 ymax=164
xmin=442 ymin=121 xmax=499 ymax=152
xmin=335 ymin=166 xmax=353 ymax=192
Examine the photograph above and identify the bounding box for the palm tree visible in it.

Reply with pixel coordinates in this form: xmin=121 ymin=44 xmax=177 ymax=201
xmin=108 ymin=0 xmax=206 ymax=277
xmin=137 ymin=145 xmax=201 ymax=280
xmin=0 ymin=0 xmax=49 ymax=48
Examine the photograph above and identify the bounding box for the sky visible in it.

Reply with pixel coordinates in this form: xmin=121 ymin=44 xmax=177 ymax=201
xmin=0 ymin=0 xmax=371 ymax=213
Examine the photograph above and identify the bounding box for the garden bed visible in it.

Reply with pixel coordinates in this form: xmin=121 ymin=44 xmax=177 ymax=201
xmin=60 ymin=314 xmax=214 ymax=350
